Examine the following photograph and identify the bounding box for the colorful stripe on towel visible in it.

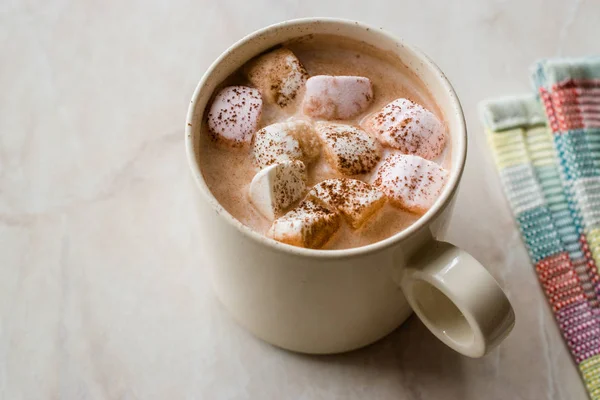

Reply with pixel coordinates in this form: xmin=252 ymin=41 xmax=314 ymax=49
xmin=532 ymin=58 xmax=600 ymax=399
xmin=533 ymin=58 xmax=600 ymax=280
xmin=480 ymin=93 xmax=600 ymax=399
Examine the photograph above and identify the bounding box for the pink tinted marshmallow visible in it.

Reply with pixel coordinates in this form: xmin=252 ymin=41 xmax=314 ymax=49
xmin=364 ymin=98 xmax=446 ymax=160
xmin=303 ymin=75 xmax=373 ymax=120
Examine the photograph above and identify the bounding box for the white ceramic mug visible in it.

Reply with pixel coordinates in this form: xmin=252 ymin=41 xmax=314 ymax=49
xmin=185 ymin=18 xmax=515 ymax=357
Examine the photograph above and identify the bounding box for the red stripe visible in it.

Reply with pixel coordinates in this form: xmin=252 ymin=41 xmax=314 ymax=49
xmin=551 ymin=79 xmax=600 ymax=91
xmin=536 ymin=252 xmax=585 ymax=311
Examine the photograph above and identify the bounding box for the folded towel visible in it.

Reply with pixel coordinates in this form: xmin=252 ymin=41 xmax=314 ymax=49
xmin=532 ymin=58 xmax=600 ymax=263
xmin=480 ymin=91 xmax=600 ymax=400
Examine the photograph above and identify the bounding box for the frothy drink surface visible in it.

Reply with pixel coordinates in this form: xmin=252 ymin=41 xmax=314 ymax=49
xmin=198 ymin=35 xmax=451 ymax=250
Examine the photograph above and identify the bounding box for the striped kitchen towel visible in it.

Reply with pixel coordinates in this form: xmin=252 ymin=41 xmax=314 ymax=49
xmin=480 ymin=86 xmax=600 ymax=398
xmin=532 ymin=58 xmax=600 ymax=282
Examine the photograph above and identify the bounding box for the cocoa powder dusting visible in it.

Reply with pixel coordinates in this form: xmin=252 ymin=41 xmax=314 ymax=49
xmin=198 ymin=34 xmax=450 ymax=250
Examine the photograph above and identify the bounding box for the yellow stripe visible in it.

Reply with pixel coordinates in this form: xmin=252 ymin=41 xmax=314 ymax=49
xmin=524 ymin=127 xmax=556 ymax=167
xmin=487 ymin=128 xmax=531 ymax=168
xmin=580 ymin=356 xmax=600 ymax=396
xmin=588 ymin=228 xmax=600 ymax=265
xmin=487 ymin=126 xmax=556 ymax=169
xmin=490 ymin=132 xmax=523 ymax=146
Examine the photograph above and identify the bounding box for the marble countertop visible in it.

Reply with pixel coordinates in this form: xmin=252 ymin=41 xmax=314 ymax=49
xmin=2 ymin=0 xmax=596 ymax=398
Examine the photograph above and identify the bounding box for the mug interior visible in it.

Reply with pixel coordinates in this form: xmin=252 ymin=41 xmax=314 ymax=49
xmin=185 ymin=18 xmax=467 ymax=258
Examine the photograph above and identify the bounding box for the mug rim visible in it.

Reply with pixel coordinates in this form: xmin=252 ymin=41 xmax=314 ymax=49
xmin=185 ymin=17 xmax=467 ymax=259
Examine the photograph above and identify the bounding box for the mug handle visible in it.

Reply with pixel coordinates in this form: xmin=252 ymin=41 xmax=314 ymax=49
xmin=400 ymin=241 xmax=515 ymax=357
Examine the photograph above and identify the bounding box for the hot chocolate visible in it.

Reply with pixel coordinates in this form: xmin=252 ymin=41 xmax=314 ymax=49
xmin=198 ymin=34 xmax=451 ymax=250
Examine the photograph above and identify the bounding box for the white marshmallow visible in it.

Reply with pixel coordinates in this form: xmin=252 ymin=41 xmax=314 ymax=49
xmin=249 ymin=161 xmax=307 ymax=220
xmin=245 ymin=48 xmax=309 ymax=108
xmin=315 ymin=122 xmax=381 ymax=175
xmin=373 ymin=154 xmax=449 ymax=214
xmin=253 ymin=120 xmax=320 ymax=169
xmin=363 ymin=98 xmax=446 ymax=160
xmin=303 ymin=75 xmax=373 ymax=120
xmin=268 ymin=198 xmax=341 ymax=249
xmin=207 ymin=86 xmax=262 ymax=147
xmin=309 ymin=179 xmax=386 ymax=229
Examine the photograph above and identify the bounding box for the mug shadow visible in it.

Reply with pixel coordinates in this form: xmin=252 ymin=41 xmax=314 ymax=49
xmin=285 ymin=315 xmax=468 ymax=398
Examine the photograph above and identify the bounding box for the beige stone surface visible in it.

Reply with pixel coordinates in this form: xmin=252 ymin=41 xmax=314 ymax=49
xmin=1 ymin=0 xmax=594 ymax=398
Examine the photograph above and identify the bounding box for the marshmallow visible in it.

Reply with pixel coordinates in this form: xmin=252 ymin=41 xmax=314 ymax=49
xmin=363 ymin=98 xmax=446 ymax=160
xmin=252 ymin=120 xmax=320 ymax=169
xmin=249 ymin=161 xmax=307 ymax=220
xmin=207 ymin=86 xmax=262 ymax=147
xmin=268 ymin=198 xmax=341 ymax=249
xmin=309 ymin=179 xmax=386 ymax=229
xmin=245 ymin=48 xmax=309 ymax=108
xmin=315 ymin=122 xmax=381 ymax=175
xmin=303 ymin=75 xmax=373 ymax=120
xmin=373 ymin=154 xmax=449 ymax=214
